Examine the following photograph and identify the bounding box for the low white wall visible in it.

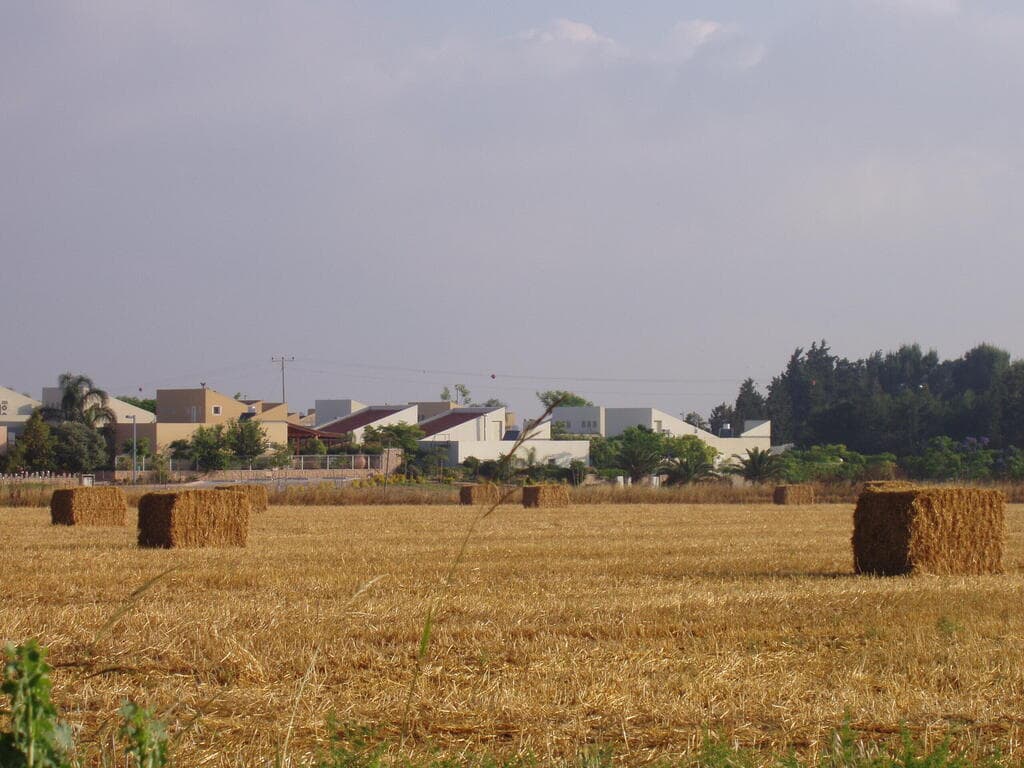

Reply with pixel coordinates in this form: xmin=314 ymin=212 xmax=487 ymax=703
xmin=425 ymin=439 xmax=590 ymax=467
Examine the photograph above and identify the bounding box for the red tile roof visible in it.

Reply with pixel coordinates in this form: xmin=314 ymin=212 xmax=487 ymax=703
xmin=318 ymin=406 xmax=406 ymax=435
xmin=418 ymin=407 xmax=499 ymax=438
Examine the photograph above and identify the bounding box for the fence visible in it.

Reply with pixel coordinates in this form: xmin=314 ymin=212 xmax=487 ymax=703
xmin=288 ymin=454 xmax=393 ymax=471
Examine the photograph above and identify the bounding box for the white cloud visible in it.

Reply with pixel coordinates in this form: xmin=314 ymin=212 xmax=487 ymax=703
xmin=518 ymin=18 xmax=618 ymax=48
xmin=671 ymin=19 xmax=724 ymax=58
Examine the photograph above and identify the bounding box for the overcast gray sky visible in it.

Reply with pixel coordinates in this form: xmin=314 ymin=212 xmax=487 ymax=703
xmin=4 ymin=1 xmax=1023 ymax=422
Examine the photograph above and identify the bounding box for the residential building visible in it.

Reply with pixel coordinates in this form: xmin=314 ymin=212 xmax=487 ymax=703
xmin=313 ymin=399 xmax=367 ymax=428
xmin=551 ymin=405 xmax=771 ymax=458
xmin=41 ymin=387 xmax=157 ymax=427
xmin=111 ymin=387 xmax=289 ymax=452
xmin=0 ymin=386 xmax=41 ymax=447
xmin=318 ymin=404 xmax=419 ymax=444
xmin=418 ymin=406 xmax=588 ymax=467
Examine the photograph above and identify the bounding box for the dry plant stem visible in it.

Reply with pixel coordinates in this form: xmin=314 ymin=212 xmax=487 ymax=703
xmin=399 ymin=399 xmax=564 ymax=738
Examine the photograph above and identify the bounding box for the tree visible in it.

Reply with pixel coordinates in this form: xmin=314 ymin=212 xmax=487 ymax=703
xmin=167 ymin=439 xmax=192 ymax=461
xmin=454 ymin=384 xmax=471 ymax=405
xmin=709 ymin=403 xmax=735 ymax=436
xmin=118 ymin=396 xmax=157 ymax=414
xmin=5 ymin=411 xmax=56 ymax=472
xmin=52 ymin=422 xmax=108 ymax=473
xmin=225 ymin=419 xmax=269 ymax=468
xmin=480 ymin=398 xmax=507 ymax=408
xmin=189 ymin=425 xmax=230 ymax=470
xmin=617 ymin=426 xmax=665 ymax=482
xmin=662 ymin=435 xmax=719 ymax=485
xmin=362 ymin=423 xmax=425 ymax=456
xmin=732 ymin=378 xmax=767 ymax=435
xmin=41 ymin=373 xmax=116 ymax=428
xmin=664 ymin=454 xmax=718 ymax=485
xmin=439 ymin=386 xmax=452 ymax=402
xmin=536 ymin=390 xmax=593 ymax=409
xmin=301 ymin=438 xmax=327 ymax=455
xmin=682 ymin=412 xmax=709 ymax=431
xmin=121 ymin=437 xmax=153 ymax=462
xmin=730 ymin=447 xmax=782 ymax=484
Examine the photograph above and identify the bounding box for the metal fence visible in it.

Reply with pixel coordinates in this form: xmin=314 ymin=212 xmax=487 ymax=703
xmin=110 ymin=454 xmax=392 ymax=472
xmin=288 ymin=454 xmax=388 ymax=470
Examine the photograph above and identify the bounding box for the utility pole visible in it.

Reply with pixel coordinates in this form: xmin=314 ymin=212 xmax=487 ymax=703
xmin=271 ymin=356 xmax=295 ymax=404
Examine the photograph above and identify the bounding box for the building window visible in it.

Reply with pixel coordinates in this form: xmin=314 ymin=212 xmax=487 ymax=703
xmin=212 ymin=405 xmax=222 ymax=416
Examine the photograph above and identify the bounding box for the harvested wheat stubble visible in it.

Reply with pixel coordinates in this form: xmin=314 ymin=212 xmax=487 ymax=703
xmin=215 ymin=483 xmax=268 ymax=512
xmin=853 ymin=486 xmax=1004 ymax=575
xmin=522 ymin=484 xmax=570 ymax=508
xmin=138 ymin=490 xmax=250 ymax=548
xmin=50 ymin=487 xmax=128 ymax=526
xmin=773 ymin=484 xmax=815 ymax=505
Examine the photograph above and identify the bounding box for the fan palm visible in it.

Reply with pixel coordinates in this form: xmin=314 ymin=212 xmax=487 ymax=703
xmin=664 ymin=454 xmax=719 ymax=485
xmin=41 ymin=372 xmax=116 ymax=428
xmin=730 ymin=446 xmax=782 ymax=484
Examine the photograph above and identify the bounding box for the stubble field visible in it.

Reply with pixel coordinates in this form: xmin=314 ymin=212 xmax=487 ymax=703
xmin=2 ymin=502 xmax=1024 ymax=766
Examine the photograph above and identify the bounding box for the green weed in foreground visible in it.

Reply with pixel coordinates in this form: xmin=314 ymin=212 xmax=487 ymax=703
xmin=1 ymin=641 xmax=169 ymax=768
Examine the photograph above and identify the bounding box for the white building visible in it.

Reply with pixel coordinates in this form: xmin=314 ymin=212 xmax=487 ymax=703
xmin=317 ymin=404 xmax=419 ymax=444
xmin=551 ymin=406 xmax=771 ymax=459
xmin=418 ymin=406 xmax=589 ymax=467
xmin=0 ymin=386 xmax=41 ymax=450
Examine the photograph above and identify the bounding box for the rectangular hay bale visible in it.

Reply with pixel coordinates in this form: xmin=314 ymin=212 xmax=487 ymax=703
xmin=459 ymin=484 xmax=500 ymax=506
xmin=138 ymin=490 xmax=250 ymax=548
xmin=852 ymin=486 xmax=1004 ymax=575
xmin=215 ymin=483 xmax=269 ymax=513
xmin=50 ymin=487 xmax=128 ymax=526
xmin=772 ymin=484 xmax=815 ymax=505
xmin=522 ymin=484 xmax=570 ymax=509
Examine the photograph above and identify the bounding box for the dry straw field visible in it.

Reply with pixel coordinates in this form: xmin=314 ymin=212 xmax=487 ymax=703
xmin=2 ymin=502 xmax=1024 ymax=766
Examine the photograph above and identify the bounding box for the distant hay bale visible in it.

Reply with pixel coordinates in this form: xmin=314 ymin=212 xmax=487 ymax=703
xmin=138 ymin=490 xmax=250 ymax=549
xmin=215 ymin=484 xmax=268 ymax=513
xmin=522 ymin=485 xmax=570 ymax=509
xmin=459 ymin=484 xmax=523 ymax=505
xmin=773 ymin=484 xmax=815 ymax=505
xmin=459 ymin=484 xmax=500 ymax=505
xmin=50 ymin=487 xmax=127 ymax=526
xmin=852 ymin=486 xmax=1004 ymax=576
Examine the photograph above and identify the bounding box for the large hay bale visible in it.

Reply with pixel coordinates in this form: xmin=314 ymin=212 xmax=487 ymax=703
xmin=772 ymin=484 xmax=815 ymax=505
xmin=50 ymin=487 xmax=128 ymax=526
xmin=138 ymin=490 xmax=250 ymax=548
xmin=215 ymin=483 xmax=269 ymax=513
xmin=852 ymin=486 xmax=1004 ymax=575
xmin=522 ymin=485 xmax=570 ymax=509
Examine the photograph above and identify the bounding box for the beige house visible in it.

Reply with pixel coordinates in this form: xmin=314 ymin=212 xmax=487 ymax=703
xmin=0 ymin=386 xmax=42 ymax=448
xmin=111 ymin=387 xmax=289 ymax=452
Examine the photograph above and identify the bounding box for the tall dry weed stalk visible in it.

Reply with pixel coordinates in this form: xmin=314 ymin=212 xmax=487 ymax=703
xmin=399 ymin=398 xmax=564 ymax=739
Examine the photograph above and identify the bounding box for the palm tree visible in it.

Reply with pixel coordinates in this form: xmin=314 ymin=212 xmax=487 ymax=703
xmin=41 ymin=372 xmax=116 ymax=428
xmin=664 ymin=454 xmax=718 ymax=486
xmin=730 ymin=446 xmax=782 ymax=484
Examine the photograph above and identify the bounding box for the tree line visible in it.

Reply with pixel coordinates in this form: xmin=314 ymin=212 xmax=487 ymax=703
xmin=690 ymin=340 xmax=1024 ymax=481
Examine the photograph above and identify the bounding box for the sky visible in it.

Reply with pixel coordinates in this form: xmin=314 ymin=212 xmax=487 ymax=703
xmin=4 ymin=1 xmax=1024 ymax=424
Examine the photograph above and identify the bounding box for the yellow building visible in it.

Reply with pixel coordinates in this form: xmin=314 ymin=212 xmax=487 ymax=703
xmin=112 ymin=387 xmax=288 ymax=452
